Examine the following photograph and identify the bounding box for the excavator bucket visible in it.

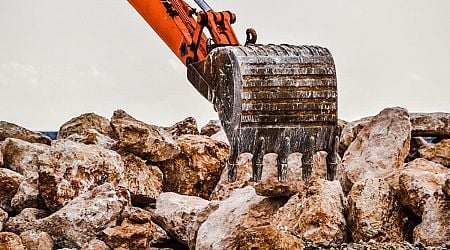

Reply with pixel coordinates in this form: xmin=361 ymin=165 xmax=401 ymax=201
xmin=187 ymin=44 xmax=339 ymax=182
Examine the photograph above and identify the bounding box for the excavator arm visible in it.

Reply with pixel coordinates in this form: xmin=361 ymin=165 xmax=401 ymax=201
xmin=128 ymin=0 xmax=239 ymax=64
xmin=128 ymin=0 xmax=339 ymax=182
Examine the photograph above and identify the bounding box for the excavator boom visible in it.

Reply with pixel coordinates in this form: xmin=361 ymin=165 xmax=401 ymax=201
xmin=128 ymin=0 xmax=339 ymax=181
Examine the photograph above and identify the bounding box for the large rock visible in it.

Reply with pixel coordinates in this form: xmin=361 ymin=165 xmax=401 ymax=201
xmin=37 ymin=183 xmax=130 ymax=248
xmin=200 ymin=120 xmax=222 ymax=137
xmin=339 ymin=116 xmax=372 ymax=155
xmin=20 ymin=230 xmax=53 ymax=250
xmin=0 ymin=208 xmax=7 ymax=231
xmin=120 ymin=206 xmax=153 ymax=225
xmin=339 ymin=113 xmax=450 ymax=142
xmin=273 ymin=178 xmax=348 ymax=244
xmin=120 ymin=206 xmax=170 ymax=246
xmin=211 ymin=152 xmax=327 ymax=200
xmin=153 ymin=192 xmax=217 ymax=248
xmin=419 ymin=139 xmax=450 ymax=167
xmin=57 ymin=113 xmax=114 ymax=139
xmin=413 ymin=192 xmax=450 ymax=247
xmin=2 ymin=138 xmax=50 ymax=210
xmin=338 ymin=107 xmax=411 ymax=192
xmin=11 ymin=181 xmax=42 ymax=212
xmin=165 ymin=117 xmax=199 ymax=138
xmin=160 ymin=135 xmax=228 ymax=199
xmin=237 ymin=225 xmax=304 ymax=250
xmin=1 ymin=138 xmax=49 ymax=177
xmin=3 ymin=208 xmax=49 ymax=234
xmin=347 ymin=178 xmax=412 ymax=242
xmin=0 ymin=232 xmax=26 ymax=250
xmin=101 ymin=219 xmax=155 ymax=249
xmin=410 ymin=112 xmax=450 ymax=137
xmin=385 ymin=158 xmax=448 ymax=217
xmin=110 ymin=109 xmax=179 ymax=162
xmin=0 ymin=121 xmax=51 ymax=145
xmin=38 ymin=139 xmax=126 ymax=212
xmin=121 ymin=154 xmax=163 ymax=207
xmin=0 ymin=168 xmax=24 ymax=213
xmin=405 ymin=161 xmax=446 ymax=218
xmin=80 ymin=239 xmax=110 ymax=250
xmin=196 ymin=187 xmax=284 ymax=250
xmin=66 ymin=129 xmax=117 ymax=150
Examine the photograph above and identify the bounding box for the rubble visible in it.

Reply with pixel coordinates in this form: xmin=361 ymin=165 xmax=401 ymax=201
xmin=20 ymin=230 xmax=53 ymax=250
xmin=237 ymin=225 xmax=304 ymax=250
xmin=80 ymin=239 xmax=110 ymax=250
xmin=3 ymin=208 xmax=49 ymax=234
xmin=273 ymin=178 xmax=348 ymax=244
xmin=38 ymin=139 xmax=126 ymax=212
xmin=418 ymin=138 xmax=450 ymax=167
xmin=339 ymin=116 xmax=372 ymax=155
xmin=0 ymin=109 xmax=448 ymax=249
xmin=57 ymin=113 xmax=114 ymax=139
xmin=347 ymin=178 xmax=412 ymax=242
xmin=0 ymin=168 xmax=24 ymax=213
xmin=101 ymin=219 xmax=155 ymax=249
xmin=410 ymin=112 xmax=450 ymax=137
xmin=196 ymin=187 xmax=284 ymax=249
xmin=384 ymin=158 xmax=448 ymax=217
xmin=160 ymin=134 xmax=228 ymax=199
xmin=36 ymin=184 xmax=130 ymax=248
xmin=121 ymin=153 xmax=163 ymax=207
xmin=0 ymin=232 xmax=26 ymax=250
xmin=200 ymin=120 xmax=222 ymax=137
xmin=413 ymin=193 xmax=450 ymax=247
xmin=65 ymin=129 xmax=117 ymax=150
xmin=120 ymin=206 xmax=171 ymax=246
xmin=165 ymin=116 xmax=199 ymax=138
xmin=2 ymin=138 xmax=50 ymax=210
xmin=338 ymin=107 xmax=411 ymax=192
xmin=153 ymin=192 xmax=217 ymax=248
xmin=339 ymin=112 xmax=450 ymax=155
xmin=0 ymin=121 xmax=52 ymax=145
xmin=110 ymin=109 xmax=180 ymax=162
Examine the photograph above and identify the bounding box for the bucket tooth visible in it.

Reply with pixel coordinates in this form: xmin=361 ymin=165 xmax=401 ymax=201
xmin=227 ymin=163 xmax=238 ymax=182
xmin=227 ymin=134 xmax=240 ymax=182
xmin=277 ymin=137 xmax=291 ymax=182
xmin=252 ymin=137 xmax=265 ymax=182
xmin=326 ymin=135 xmax=340 ymax=180
xmin=302 ymin=136 xmax=315 ymax=180
xmin=187 ymin=44 xmax=339 ymax=182
xmin=302 ymin=154 xmax=313 ymax=180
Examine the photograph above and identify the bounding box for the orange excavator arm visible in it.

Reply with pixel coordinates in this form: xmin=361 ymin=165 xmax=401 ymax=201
xmin=128 ymin=0 xmax=240 ymax=64
xmin=127 ymin=0 xmax=339 ymax=183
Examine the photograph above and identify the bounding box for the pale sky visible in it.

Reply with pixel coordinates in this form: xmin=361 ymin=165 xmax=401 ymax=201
xmin=0 ymin=0 xmax=449 ymax=131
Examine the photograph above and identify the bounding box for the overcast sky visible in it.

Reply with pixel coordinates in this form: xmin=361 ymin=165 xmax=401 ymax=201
xmin=0 ymin=0 xmax=449 ymax=131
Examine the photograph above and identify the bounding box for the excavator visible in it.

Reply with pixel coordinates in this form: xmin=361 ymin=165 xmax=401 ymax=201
xmin=127 ymin=0 xmax=339 ymax=182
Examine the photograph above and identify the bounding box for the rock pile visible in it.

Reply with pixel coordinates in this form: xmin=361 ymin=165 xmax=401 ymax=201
xmin=0 ymin=107 xmax=449 ymax=249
